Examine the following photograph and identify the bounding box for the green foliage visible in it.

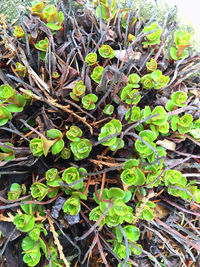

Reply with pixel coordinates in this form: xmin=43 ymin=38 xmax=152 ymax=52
xmin=8 ymin=183 xmax=26 ymax=200
xmin=85 ymin=52 xmax=98 ymax=65
xmin=146 ymin=58 xmax=157 ymax=72
xmin=14 ymin=62 xmax=26 ymax=77
xmin=14 ymin=213 xmax=35 ymax=232
xmin=128 ymin=73 xmax=140 ymax=87
xmin=91 ymin=66 xmax=104 ymax=83
xmin=13 ymin=25 xmax=25 ymax=38
xmin=136 ymin=201 xmax=156 ymax=221
xmin=141 ymin=74 xmax=155 ymax=89
xmin=135 ymin=130 xmax=157 ymax=157
xmin=60 ymin=147 xmax=71 ymax=159
xmin=62 ymin=166 xmax=86 ymax=189
xmin=0 ymin=142 xmax=15 ymax=162
xmin=170 ymin=30 xmax=191 ymax=60
xmin=99 ymin=45 xmax=115 ymax=59
xmin=46 ymin=168 xmax=62 ymax=187
xmin=166 ymin=91 xmax=187 ymax=111
xmin=150 ymin=106 xmax=168 ymax=126
xmin=30 ymin=182 xmax=49 ymax=201
xmin=34 ymin=37 xmax=49 ymax=52
xmin=171 ymin=114 xmax=193 ymax=134
xmin=70 ymin=81 xmax=86 ymax=101
xmin=82 ymin=93 xmax=98 ymax=110
xmin=62 ymin=196 xmax=81 ymax=215
xmin=103 ymin=104 xmax=114 ymax=115
xmin=142 ymin=23 xmax=162 ymax=45
xmin=95 ymin=0 xmax=117 ymax=21
xmin=121 ymin=159 xmax=145 ymax=186
xmin=66 ymin=126 xmax=82 ymax=141
xmin=120 ymin=85 xmax=141 ymax=105
xmin=151 ymin=70 xmax=170 ymax=89
xmin=43 ymin=5 xmax=64 ymax=31
xmin=98 ymin=119 xmax=124 ymax=151
xmin=30 ymin=129 xmax=64 ymax=157
xmin=70 ymin=139 xmax=92 ymax=160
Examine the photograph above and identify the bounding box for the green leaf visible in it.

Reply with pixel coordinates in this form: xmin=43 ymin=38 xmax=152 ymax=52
xmin=47 ymin=129 xmax=63 ymax=139
xmin=46 ymin=23 xmax=61 ymax=30
xmin=51 ymin=139 xmax=65 ymax=155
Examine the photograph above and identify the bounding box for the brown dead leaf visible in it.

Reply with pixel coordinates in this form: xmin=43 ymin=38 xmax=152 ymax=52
xmin=156 ymin=139 xmax=176 ymax=151
xmin=153 ymin=203 xmax=170 ymax=219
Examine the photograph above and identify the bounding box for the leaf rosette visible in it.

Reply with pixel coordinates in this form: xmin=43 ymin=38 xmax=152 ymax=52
xmin=82 ymin=94 xmax=98 ymax=110
xmin=85 ymin=52 xmax=97 ymax=65
xmin=63 ymin=196 xmax=81 ymax=215
xmin=30 ymin=182 xmax=49 ymax=201
xmin=142 ymin=23 xmax=162 ymax=45
xmin=70 ymin=139 xmax=92 ymax=160
xmin=98 ymin=119 xmax=122 ymax=146
xmin=141 ymin=74 xmax=155 ymax=89
xmin=66 ymin=126 xmax=82 ymax=141
xmin=91 ymin=66 xmax=104 ymax=83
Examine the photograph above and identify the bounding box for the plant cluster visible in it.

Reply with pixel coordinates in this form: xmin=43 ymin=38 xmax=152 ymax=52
xmin=0 ymin=0 xmax=199 ymax=266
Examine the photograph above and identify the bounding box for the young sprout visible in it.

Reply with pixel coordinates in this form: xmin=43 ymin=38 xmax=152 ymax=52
xmin=141 ymin=74 xmax=155 ymax=89
xmin=14 ymin=62 xmax=26 ymax=77
xmin=70 ymin=81 xmax=86 ymax=101
xmin=60 ymin=147 xmax=71 ymax=159
xmin=62 ymin=166 xmax=86 ymax=189
xmin=98 ymin=119 xmax=122 ymax=147
xmin=52 ymin=71 xmax=60 ymax=79
xmin=103 ymin=104 xmax=114 ymax=115
xmin=128 ymin=73 xmax=140 ymax=87
xmin=151 ymin=70 xmax=170 ymax=89
xmin=95 ymin=0 xmax=117 ymax=20
xmin=146 ymin=58 xmax=157 ymax=72
xmin=121 ymin=10 xmax=136 ymax=29
xmin=120 ymin=85 xmax=141 ymax=105
xmin=34 ymin=37 xmax=49 ymax=52
xmin=125 ymin=106 xmax=141 ymax=123
xmin=13 ymin=25 xmax=25 ymax=38
xmin=136 ymin=201 xmax=156 ymax=221
xmin=0 ymin=84 xmax=15 ymax=100
xmin=91 ymin=66 xmax=104 ymax=83
xmin=43 ymin=5 xmax=64 ymax=31
xmin=30 ymin=182 xmax=49 ymax=201
xmin=62 ymin=197 xmax=81 ymax=215
xmin=170 ymin=30 xmax=191 ymax=60
xmin=22 ymin=236 xmax=43 ymax=266
xmin=81 ymin=93 xmax=98 ymax=110
xmin=13 ymin=213 xmax=35 ymax=232
xmin=99 ymin=45 xmax=115 ymax=59
xmin=66 ymin=126 xmax=82 ymax=141
xmin=31 ymin=0 xmax=45 ymax=17
xmin=142 ymin=23 xmax=162 ymax=45
xmin=150 ymin=106 xmax=168 ymax=126
xmin=166 ymin=91 xmax=187 ymax=111
xmin=85 ymin=52 xmax=98 ymax=66
xmin=70 ymin=139 xmax=92 ymax=160
xmin=8 ymin=183 xmax=26 ymax=200
xmin=46 ymin=168 xmax=62 ymax=187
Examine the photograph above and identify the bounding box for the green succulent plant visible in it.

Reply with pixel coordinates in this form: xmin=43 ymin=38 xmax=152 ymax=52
xmin=0 ymin=142 xmax=15 ymax=161
xmin=34 ymin=37 xmax=49 ymax=52
xmin=91 ymin=66 xmax=104 ymax=83
xmin=14 ymin=62 xmax=26 ymax=77
xmin=142 ymin=23 xmax=162 ymax=45
xmin=120 ymin=85 xmax=141 ymax=105
xmin=31 ymin=0 xmax=45 ymax=16
xmin=103 ymin=104 xmax=114 ymax=115
xmin=70 ymin=139 xmax=92 ymax=160
xmin=121 ymin=159 xmax=145 ymax=186
xmin=150 ymin=106 xmax=168 ymax=126
xmin=136 ymin=201 xmax=156 ymax=221
xmin=135 ymin=130 xmax=157 ymax=158
xmin=62 ymin=166 xmax=86 ymax=189
xmin=141 ymin=74 xmax=155 ymax=89
xmin=8 ymin=183 xmax=26 ymax=200
xmin=151 ymin=70 xmax=170 ymax=89
xmin=45 ymin=168 xmax=62 ymax=187
xmin=170 ymin=30 xmax=191 ymax=60
xmin=66 ymin=126 xmax=82 ymax=141
xmin=62 ymin=196 xmax=81 ymax=215
xmin=128 ymin=73 xmax=140 ymax=87
xmin=85 ymin=52 xmax=98 ymax=65
xmin=43 ymin=5 xmax=64 ymax=30
xmin=99 ymin=45 xmax=115 ymax=59
xmin=14 ymin=213 xmax=35 ymax=232
xmin=171 ymin=114 xmax=193 ymax=134
xmin=125 ymin=106 xmax=141 ymax=123
xmin=98 ymin=119 xmax=123 ymax=150
xmin=70 ymin=81 xmax=86 ymax=101
xmin=146 ymin=58 xmax=157 ymax=72
xmin=81 ymin=93 xmax=98 ymax=110
xmin=166 ymin=91 xmax=187 ymax=111
xmin=13 ymin=25 xmax=25 ymax=38
xmin=30 ymin=182 xmax=49 ymax=201
xmin=60 ymin=147 xmax=71 ymax=159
